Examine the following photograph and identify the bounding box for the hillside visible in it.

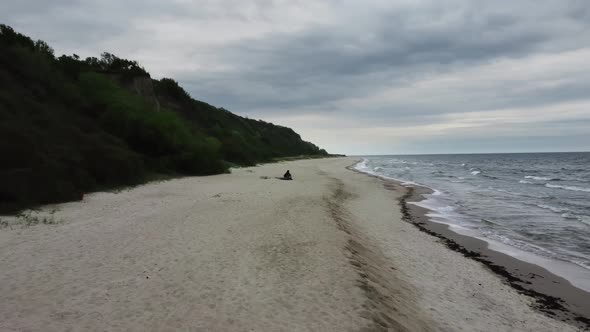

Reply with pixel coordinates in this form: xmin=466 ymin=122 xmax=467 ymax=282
xmin=0 ymin=25 xmax=328 ymax=213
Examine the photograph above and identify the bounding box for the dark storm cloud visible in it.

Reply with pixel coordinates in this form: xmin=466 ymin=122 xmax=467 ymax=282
xmin=172 ymin=1 xmax=590 ymax=115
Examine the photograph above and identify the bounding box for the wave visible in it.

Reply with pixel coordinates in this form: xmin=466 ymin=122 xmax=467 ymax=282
xmin=481 ymin=218 xmax=502 ymax=226
xmin=437 ymin=205 xmax=455 ymax=212
xmin=562 ymin=212 xmax=590 ymax=226
xmin=470 ymin=170 xmax=481 ymax=175
xmin=353 ymin=159 xmax=422 ymax=188
xmin=524 ymin=175 xmax=563 ymax=181
xmin=491 ymin=187 xmax=526 ymax=196
xmin=545 ymin=184 xmax=590 ymax=192
xmin=489 ymin=187 xmax=551 ymax=199
xmin=536 ymin=204 xmax=569 ymax=213
xmin=559 ymin=200 xmax=590 ymax=210
xmin=578 ymin=216 xmax=590 ymax=227
xmin=407 ymin=192 xmax=469 ymax=231
xmin=519 ymin=180 xmax=533 ymax=184
xmin=355 ymin=159 xmax=368 ymax=170
xmin=525 ymin=175 xmax=551 ymax=181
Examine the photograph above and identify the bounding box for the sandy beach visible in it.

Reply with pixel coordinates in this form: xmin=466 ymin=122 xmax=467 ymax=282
xmin=0 ymin=157 xmax=584 ymax=331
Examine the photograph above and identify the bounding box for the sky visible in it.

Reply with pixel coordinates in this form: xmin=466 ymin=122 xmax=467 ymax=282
xmin=2 ymin=0 xmax=590 ymax=155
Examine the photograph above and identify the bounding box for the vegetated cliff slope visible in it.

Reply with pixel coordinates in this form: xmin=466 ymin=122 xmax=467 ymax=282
xmin=0 ymin=24 xmax=327 ymax=212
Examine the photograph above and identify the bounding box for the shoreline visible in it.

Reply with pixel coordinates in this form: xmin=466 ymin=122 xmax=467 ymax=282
xmin=349 ymin=163 xmax=590 ymax=329
xmin=0 ymin=157 xmax=584 ymax=331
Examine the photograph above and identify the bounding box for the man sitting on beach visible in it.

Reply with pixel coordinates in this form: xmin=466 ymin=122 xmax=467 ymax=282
xmin=283 ymin=170 xmax=292 ymax=180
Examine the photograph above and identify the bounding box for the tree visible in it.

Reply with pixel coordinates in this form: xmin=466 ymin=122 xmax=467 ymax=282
xmin=34 ymin=40 xmax=54 ymax=58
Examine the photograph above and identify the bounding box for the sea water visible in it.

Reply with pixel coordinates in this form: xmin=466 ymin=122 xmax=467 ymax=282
xmin=355 ymin=152 xmax=590 ymax=291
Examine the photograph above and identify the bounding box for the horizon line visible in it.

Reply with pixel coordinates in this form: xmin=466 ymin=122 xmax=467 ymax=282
xmin=350 ymin=151 xmax=590 ymax=157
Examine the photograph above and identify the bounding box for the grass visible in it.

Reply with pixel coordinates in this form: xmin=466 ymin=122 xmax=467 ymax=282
xmin=0 ymin=209 xmax=63 ymax=229
xmin=270 ymin=154 xmax=345 ymax=162
xmin=17 ymin=211 xmax=60 ymax=226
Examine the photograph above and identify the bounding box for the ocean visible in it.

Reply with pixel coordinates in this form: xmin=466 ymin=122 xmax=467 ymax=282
xmin=355 ymin=152 xmax=590 ymax=291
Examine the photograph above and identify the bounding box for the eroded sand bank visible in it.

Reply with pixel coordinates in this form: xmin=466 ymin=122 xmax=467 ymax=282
xmin=0 ymin=158 xmax=579 ymax=331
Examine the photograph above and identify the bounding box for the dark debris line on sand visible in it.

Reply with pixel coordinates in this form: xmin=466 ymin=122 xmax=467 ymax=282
xmin=396 ymin=184 xmax=590 ymax=331
xmin=324 ymin=176 xmax=433 ymax=332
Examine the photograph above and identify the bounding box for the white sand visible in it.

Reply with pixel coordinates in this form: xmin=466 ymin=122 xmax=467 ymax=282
xmin=0 ymin=158 xmax=578 ymax=331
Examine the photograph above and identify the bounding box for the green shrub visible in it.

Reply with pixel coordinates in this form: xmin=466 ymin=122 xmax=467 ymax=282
xmin=0 ymin=25 xmax=327 ymax=213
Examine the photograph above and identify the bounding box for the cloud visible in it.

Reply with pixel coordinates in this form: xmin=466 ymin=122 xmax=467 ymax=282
xmin=2 ymin=0 xmax=589 ymax=153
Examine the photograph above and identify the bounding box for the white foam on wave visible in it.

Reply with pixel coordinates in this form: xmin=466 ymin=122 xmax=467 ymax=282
xmin=470 ymin=170 xmax=481 ymax=176
xmin=545 ymin=184 xmax=590 ymax=192
xmin=436 ymin=205 xmax=455 ymax=212
xmin=356 ymin=159 xmax=478 ymax=234
xmin=355 ymin=159 xmax=369 ymax=171
xmin=414 ymin=195 xmax=590 ymax=292
xmin=430 ymin=188 xmax=442 ymax=196
xmin=562 ymin=212 xmax=590 ymax=226
xmin=519 ymin=180 xmax=533 ymax=184
xmin=353 ymin=158 xmax=420 ymax=187
xmin=406 ymin=188 xmax=476 ymax=235
xmin=525 ymin=175 xmax=553 ymax=181
xmin=578 ymin=216 xmax=590 ymax=226
xmin=536 ymin=204 xmax=568 ymax=213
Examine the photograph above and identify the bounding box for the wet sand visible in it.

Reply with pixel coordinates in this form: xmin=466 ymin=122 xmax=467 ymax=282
xmin=354 ymin=166 xmax=590 ymax=330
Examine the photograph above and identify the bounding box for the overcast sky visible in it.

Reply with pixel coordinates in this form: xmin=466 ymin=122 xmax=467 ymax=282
xmin=2 ymin=0 xmax=590 ymax=155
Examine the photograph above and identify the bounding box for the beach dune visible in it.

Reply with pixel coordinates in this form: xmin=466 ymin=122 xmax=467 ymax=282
xmin=0 ymin=158 xmax=578 ymax=331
